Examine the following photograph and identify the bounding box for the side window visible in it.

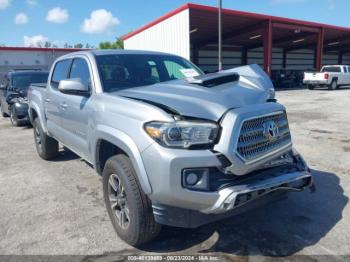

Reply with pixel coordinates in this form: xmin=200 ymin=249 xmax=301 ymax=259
xmin=51 ymin=59 xmax=71 ymax=89
xmin=69 ymin=58 xmax=91 ymax=89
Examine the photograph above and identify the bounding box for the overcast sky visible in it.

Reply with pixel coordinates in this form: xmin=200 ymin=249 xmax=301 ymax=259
xmin=0 ymin=0 xmax=348 ymax=47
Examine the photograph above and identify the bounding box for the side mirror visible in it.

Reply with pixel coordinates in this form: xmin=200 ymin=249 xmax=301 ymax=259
xmin=58 ymin=78 xmax=90 ymax=96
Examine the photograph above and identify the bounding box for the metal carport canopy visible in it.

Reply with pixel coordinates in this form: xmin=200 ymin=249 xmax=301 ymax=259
xmin=122 ymin=3 xmax=350 ymax=74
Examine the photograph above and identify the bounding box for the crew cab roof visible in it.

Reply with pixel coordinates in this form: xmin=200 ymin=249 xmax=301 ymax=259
xmin=56 ymin=49 xmax=179 ymax=60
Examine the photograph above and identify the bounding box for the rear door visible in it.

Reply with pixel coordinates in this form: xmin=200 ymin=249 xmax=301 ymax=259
xmin=46 ymin=59 xmax=72 ymax=140
xmin=59 ymin=57 xmax=93 ymax=161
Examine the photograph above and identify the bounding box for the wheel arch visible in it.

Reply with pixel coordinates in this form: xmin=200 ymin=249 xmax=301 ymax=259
xmin=29 ymin=104 xmax=47 ymax=133
xmin=94 ymin=125 xmax=152 ymax=195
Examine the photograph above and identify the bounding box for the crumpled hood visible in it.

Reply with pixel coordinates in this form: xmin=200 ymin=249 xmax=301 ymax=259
xmin=114 ymin=64 xmax=274 ymax=121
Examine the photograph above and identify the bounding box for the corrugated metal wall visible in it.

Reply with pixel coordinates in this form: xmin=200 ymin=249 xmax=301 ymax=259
xmin=191 ymin=45 xmax=349 ymax=73
xmin=343 ymin=54 xmax=350 ymax=64
xmin=124 ymin=9 xmax=190 ymax=59
xmin=0 ymin=50 xmax=73 ymax=79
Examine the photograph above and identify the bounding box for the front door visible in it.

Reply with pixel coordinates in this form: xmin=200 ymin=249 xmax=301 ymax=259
xmin=59 ymin=57 xmax=93 ymax=161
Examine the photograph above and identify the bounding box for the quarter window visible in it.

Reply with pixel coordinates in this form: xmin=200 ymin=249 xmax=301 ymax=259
xmin=69 ymin=58 xmax=91 ymax=89
xmin=51 ymin=59 xmax=71 ymax=88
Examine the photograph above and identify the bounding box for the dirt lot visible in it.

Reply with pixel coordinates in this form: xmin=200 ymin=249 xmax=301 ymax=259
xmin=0 ymin=88 xmax=349 ymax=258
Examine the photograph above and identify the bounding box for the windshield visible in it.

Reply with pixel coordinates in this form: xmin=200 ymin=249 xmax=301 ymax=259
xmin=96 ymin=54 xmax=203 ymax=92
xmin=11 ymin=73 xmax=49 ymax=90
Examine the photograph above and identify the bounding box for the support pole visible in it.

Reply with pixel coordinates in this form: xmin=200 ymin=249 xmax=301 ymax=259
xmin=263 ymin=20 xmax=273 ymax=76
xmin=338 ymin=52 xmax=343 ymax=65
xmin=218 ymin=0 xmax=222 ymax=71
xmin=241 ymin=47 xmax=248 ymax=65
xmin=193 ymin=45 xmax=199 ymax=66
xmin=315 ymin=27 xmax=324 ymax=71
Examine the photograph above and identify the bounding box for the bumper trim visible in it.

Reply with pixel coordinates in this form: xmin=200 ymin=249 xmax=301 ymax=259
xmin=201 ymin=170 xmax=313 ymax=214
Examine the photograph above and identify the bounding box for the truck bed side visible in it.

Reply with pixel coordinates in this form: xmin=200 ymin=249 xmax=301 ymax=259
xmin=28 ymin=83 xmax=48 ymax=132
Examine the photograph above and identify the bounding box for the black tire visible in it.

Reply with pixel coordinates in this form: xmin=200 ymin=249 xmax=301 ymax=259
xmin=0 ymin=104 xmax=9 ymax=117
xmin=102 ymin=154 xmax=161 ymax=246
xmin=10 ymin=107 xmax=21 ymax=127
xmin=33 ymin=118 xmax=59 ymax=160
xmin=328 ymin=79 xmax=338 ymax=90
xmin=307 ymin=84 xmax=314 ymax=90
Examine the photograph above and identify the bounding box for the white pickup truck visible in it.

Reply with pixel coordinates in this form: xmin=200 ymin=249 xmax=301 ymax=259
xmin=303 ymin=65 xmax=350 ymax=90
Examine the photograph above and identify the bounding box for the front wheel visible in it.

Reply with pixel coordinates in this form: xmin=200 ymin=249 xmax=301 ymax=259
xmin=33 ymin=118 xmax=59 ymax=160
xmin=102 ymin=154 xmax=161 ymax=246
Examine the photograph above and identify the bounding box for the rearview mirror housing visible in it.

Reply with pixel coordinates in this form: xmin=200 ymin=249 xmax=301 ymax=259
xmin=58 ymin=78 xmax=90 ymax=96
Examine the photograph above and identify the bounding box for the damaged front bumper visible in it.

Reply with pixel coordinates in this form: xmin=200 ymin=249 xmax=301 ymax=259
xmin=201 ymin=169 xmax=312 ymax=214
xmin=152 ymin=161 xmax=313 ymax=228
xmin=201 ymin=150 xmax=313 ymax=214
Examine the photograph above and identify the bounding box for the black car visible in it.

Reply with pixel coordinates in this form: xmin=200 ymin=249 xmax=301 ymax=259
xmin=0 ymin=70 xmax=49 ymax=126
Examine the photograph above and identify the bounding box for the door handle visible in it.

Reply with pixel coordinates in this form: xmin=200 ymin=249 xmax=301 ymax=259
xmin=60 ymin=103 xmax=68 ymax=109
xmin=45 ymin=98 xmax=51 ymax=103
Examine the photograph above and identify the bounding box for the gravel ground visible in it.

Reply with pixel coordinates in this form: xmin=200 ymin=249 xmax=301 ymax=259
xmin=0 ymin=88 xmax=349 ymax=259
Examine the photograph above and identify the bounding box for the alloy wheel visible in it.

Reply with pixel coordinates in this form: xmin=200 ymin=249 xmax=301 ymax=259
xmin=10 ymin=110 xmax=17 ymax=126
xmin=108 ymin=173 xmax=130 ymax=230
xmin=35 ymin=126 xmax=42 ymax=150
xmin=332 ymin=81 xmax=337 ymax=90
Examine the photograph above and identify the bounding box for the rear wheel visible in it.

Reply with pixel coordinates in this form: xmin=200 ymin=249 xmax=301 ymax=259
xmin=329 ymin=79 xmax=338 ymax=90
xmin=102 ymin=154 xmax=161 ymax=246
xmin=307 ymin=84 xmax=314 ymax=90
xmin=33 ymin=118 xmax=59 ymax=160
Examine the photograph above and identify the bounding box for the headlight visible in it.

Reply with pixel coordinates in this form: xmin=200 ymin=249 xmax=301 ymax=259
xmin=144 ymin=120 xmax=219 ymax=148
xmin=268 ymin=88 xmax=275 ymax=100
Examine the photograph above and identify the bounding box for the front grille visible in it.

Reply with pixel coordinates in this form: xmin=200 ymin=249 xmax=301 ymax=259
xmin=237 ymin=111 xmax=291 ymax=162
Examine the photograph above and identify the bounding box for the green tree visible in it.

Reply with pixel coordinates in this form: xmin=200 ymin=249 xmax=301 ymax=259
xmin=74 ymin=43 xmax=84 ymax=48
xmin=44 ymin=41 xmax=52 ymax=48
xmin=99 ymin=42 xmax=112 ymax=49
xmin=99 ymin=37 xmax=124 ymax=49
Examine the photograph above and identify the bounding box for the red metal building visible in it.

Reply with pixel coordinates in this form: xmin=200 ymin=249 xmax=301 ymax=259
xmin=122 ymin=3 xmax=350 ymax=76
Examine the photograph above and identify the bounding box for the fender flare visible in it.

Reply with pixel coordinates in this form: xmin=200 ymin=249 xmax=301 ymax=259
xmin=29 ymin=103 xmax=47 ymax=133
xmin=93 ymin=125 xmax=152 ymax=194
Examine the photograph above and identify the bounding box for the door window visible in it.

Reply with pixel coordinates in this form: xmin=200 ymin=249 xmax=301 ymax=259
xmin=69 ymin=58 xmax=91 ymax=90
xmin=51 ymin=59 xmax=71 ymax=88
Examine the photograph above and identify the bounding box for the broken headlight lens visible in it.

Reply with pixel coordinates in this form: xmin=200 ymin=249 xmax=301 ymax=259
xmin=144 ymin=121 xmax=219 ymax=148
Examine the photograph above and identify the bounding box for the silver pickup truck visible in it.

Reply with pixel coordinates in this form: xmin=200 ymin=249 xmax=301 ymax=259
xmin=28 ymin=50 xmax=313 ymax=246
